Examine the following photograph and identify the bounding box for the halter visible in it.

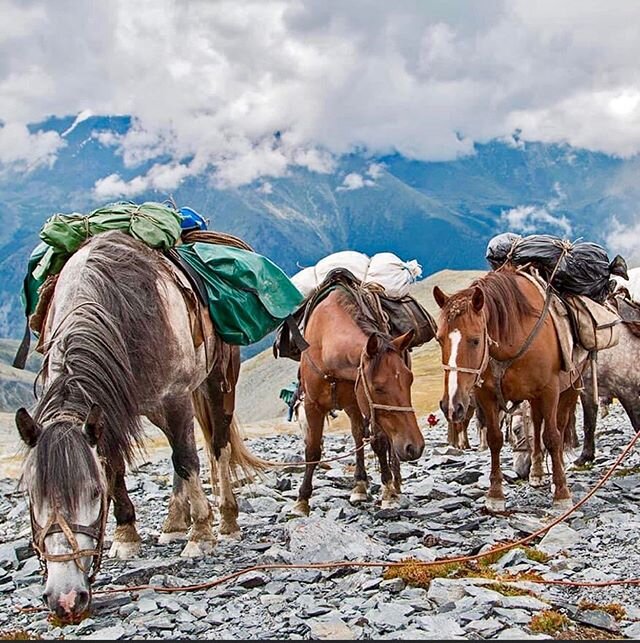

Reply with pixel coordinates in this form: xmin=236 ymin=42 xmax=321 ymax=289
xmin=28 ymin=413 xmax=109 ymax=583
xmin=354 ymin=346 xmax=415 ymax=427
xmin=30 ymin=490 xmax=109 ymax=583
xmin=441 ymin=320 xmax=495 ymax=389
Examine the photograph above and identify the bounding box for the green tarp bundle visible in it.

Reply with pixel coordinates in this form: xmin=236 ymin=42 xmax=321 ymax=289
xmin=176 ymin=243 xmax=304 ymax=345
xmin=23 ymin=201 xmax=183 ymax=319
xmin=21 ymin=201 xmax=304 ymax=346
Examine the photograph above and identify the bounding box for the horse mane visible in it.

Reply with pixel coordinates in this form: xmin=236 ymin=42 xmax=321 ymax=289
xmin=444 ymin=270 xmax=538 ymax=346
xmin=24 ymin=231 xmax=172 ymax=512
xmin=334 ymin=288 xmax=397 ymax=370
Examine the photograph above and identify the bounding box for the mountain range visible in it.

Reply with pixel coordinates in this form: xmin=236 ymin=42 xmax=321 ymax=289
xmin=1 ymin=114 xmax=638 ymax=352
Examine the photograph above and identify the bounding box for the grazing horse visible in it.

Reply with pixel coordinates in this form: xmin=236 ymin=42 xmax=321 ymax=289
xmin=433 ymin=269 xmax=582 ymax=511
xmin=15 ymin=231 xmax=263 ymax=621
xmin=291 ymin=289 xmax=424 ymax=516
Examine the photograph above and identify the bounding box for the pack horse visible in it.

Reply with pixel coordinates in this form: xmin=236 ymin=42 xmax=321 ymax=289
xmin=15 ymin=231 xmax=264 ymax=621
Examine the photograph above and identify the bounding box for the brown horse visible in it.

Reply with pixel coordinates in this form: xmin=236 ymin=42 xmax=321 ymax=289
xmin=433 ymin=268 xmax=582 ymax=511
xmin=291 ymin=289 xmax=424 ymax=516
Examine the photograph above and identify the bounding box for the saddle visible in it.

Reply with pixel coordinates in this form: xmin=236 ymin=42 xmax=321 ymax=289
xmin=607 ymin=289 xmax=640 ymax=339
xmin=273 ymin=268 xmax=437 ymax=361
xmin=25 ymin=245 xmax=229 ymax=380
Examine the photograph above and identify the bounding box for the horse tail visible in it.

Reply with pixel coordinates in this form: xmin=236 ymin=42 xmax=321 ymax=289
xmin=191 ymin=387 xmax=270 ymax=494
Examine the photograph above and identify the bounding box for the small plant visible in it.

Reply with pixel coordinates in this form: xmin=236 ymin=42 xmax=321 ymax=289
xmin=488 ymin=582 xmax=535 ymax=597
xmin=529 ymin=609 xmax=571 ymax=635
xmin=578 ymin=599 xmax=627 ymax=621
xmin=0 ymin=631 xmax=42 ymax=640
xmin=613 ymin=465 xmax=640 ymax=478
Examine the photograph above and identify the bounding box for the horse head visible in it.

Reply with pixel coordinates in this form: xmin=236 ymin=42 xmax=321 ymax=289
xmin=433 ymin=284 xmax=489 ymax=424
xmin=355 ymin=329 xmax=424 ymax=462
xmin=16 ymin=404 xmax=108 ymax=623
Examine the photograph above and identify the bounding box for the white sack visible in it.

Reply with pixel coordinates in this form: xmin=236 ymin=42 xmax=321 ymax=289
xmin=366 ymin=252 xmax=423 ymax=297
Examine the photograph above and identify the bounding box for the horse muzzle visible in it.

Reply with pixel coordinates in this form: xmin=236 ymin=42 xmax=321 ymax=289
xmin=440 ymin=397 xmax=467 ymax=424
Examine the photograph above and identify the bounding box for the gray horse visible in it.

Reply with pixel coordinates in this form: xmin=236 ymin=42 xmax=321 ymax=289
xmin=574 ymin=320 xmax=640 ymax=465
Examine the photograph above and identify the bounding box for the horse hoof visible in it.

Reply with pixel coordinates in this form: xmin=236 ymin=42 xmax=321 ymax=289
xmin=529 ymin=475 xmax=547 ymax=488
xmin=553 ymin=498 xmax=574 ymax=511
xmin=218 ymin=527 xmax=242 ymax=541
xmin=485 ymin=497 xmax=506 ymax=513
xmin=158 ymin=531 xmax=187 ymax=544
xmin=573 ymin=456 xmax=593 ymax=467
xmin=181 ymin=540 xmax=215 ymax=558
xmin=349 ymin=491 xmax=369 ymax=504
xmin=108 ymin=540 xmax=141 ymax=559
xmin=380 ymin=497 xmax=400 ymax=509
xmin=290 ymin=500 xmax=310 ymax=517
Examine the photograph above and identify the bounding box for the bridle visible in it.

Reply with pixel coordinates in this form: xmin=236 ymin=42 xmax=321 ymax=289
xmin=28 ymin=413 xmax=110 ymax=583
xmin=354 ymin=345 xmax=415 ymax=427
xmin=30 ymin=490 xmax=109 ymax=583
xmin=441 ymin=317 xmax=495 ymax=389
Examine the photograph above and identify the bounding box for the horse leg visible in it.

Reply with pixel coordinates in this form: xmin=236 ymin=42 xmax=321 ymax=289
xmin=107 ymin=454 xmax=142 ymax=559
xmin=528 ymin=401 xmax=547 ymax=487
xmin=370 ymin=429 xmax=399 ymax=508
xmin=618 ymin=394 xmax=640 ymax=433
xmin=345 ymin=406 xmax=368 ymax=503
xmin=480 ymin=400 xmax=506 ymax=513
xmin=292 ymin=399 xmax=325 ymax=516
xmin=540 ymin=388 xmax=572 ymax=508
xmin=575 ymin=388 xmax=598 ymax=466
xmin=558 ymin=387 xmax=580 ymax=465
xmin=149 ymin=399 xmax=216 ymax=557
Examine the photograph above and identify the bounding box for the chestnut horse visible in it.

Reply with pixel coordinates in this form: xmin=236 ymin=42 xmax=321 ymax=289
xmin=291 ymin=288 xmax=424 ymax=516
xmin=433 ymin=269 xmax=582 ymax=511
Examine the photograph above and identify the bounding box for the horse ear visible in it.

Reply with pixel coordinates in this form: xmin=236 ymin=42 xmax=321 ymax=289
xmin=366 ymin=333 xmax=382 ymax=357
xmin=15 ymin=408 xmax=41 ymax=447
xmin=471 ymin=287 xmax=484 ymax=312
xmin=83 ymin=404 xmax=103 ymax=447
xmin=392 ymin=329 xmax=415 ymax=353
xmin=433 ymin=286 xmax=449 ymax=309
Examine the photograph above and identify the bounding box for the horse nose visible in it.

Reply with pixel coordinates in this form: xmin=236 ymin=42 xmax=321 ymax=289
xmin=439 ymin=398 xmax=448 ymax=417
xmin=451 ymin=402 xmax=465 ymax=423
xmin=404 ymin=441 xmax=424 ymax=461
xmin=74 ymin=590 xmax=90 ymax=615
xmin=52 ymin=589 xmax=90 ymax=620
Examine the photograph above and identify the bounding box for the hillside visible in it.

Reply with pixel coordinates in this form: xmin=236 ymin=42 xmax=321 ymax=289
xmin=235 ymin=268 xmax=485 ymax=425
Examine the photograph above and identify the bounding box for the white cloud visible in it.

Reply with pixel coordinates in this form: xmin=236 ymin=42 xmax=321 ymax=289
xmin=2 ymin=0 xmax=640 ymax=188
xmin=337 ymin=173 xmax=365 ymax=191
xmin=0 ymin=122 xmax=65 ymax=170
xmin=501 ymin=204 xmax=572 ymax=236
xmin=606 ymin=217 xmax=640 ymax=267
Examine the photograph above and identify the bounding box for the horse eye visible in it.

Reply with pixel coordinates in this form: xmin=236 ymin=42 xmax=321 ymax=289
xmin=470 ymin=338 xmax=480 ymax=347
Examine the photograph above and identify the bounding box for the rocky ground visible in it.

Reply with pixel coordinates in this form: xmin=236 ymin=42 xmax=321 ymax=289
xmin=1 ymin=403 xmax=639 ymax=640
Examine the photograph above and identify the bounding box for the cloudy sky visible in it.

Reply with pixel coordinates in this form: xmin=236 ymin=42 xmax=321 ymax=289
xmin=2 ymin=0 xmax=640 ymax=192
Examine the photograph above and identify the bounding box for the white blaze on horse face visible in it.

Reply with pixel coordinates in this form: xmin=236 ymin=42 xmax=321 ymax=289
xmin=38 ymin=493 xmax=100 ymax=611
xmin=447 ymin=329 xmax=462 ymax=414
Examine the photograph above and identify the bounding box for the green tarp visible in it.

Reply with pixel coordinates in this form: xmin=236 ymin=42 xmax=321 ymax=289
xmin=176 ymin=242 xmax=304 ymax=345
xmin=21 ymin=201 xmax=304 ymax=346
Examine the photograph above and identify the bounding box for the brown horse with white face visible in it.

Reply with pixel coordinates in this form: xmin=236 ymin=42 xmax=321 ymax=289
xmin=291 ymin=289 xmax=424 ymax=516
xmin=433 ymin=269 xmax=581 ymax=512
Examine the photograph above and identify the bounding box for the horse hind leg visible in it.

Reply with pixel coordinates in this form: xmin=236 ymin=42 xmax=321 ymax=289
xmin=194 ymin=367 xmax=267 ymax=537
xmin=150 ymin=398 xmax=216 ymax=557
xmin=543 ymin=388 xmax=573 ymax=509
xmin=292 ymin=399 xmax=325 ymax=516
xmin=528 ymin=401 xmax=547 ymax=488
xmin=345 ymin=405 xmax=369 ymax=503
